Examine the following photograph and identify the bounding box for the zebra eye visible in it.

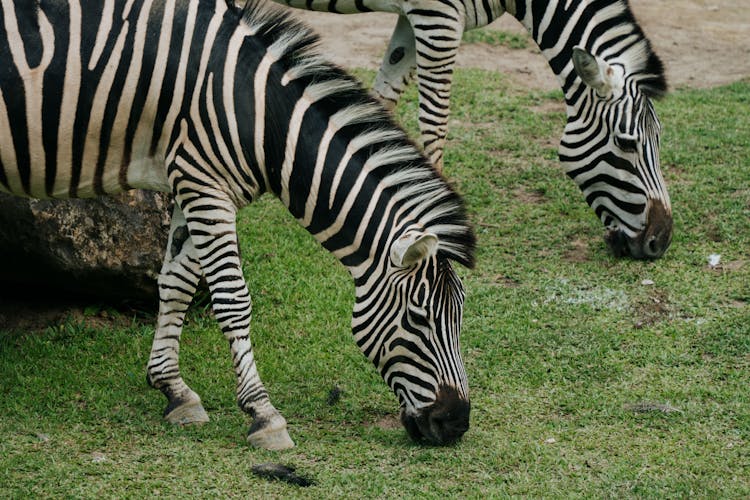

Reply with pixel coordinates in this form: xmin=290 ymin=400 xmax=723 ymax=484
xmin=614 ymin=135 xmax=638 ymax=153
xmin=407 ymin=304 xmax=430 ymax=326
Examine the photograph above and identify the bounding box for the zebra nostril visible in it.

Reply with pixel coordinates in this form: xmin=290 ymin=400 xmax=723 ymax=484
xmin=648 ymin=235 xmax=659 ymax=254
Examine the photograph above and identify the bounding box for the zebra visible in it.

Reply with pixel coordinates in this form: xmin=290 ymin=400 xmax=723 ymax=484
xmin=0 ymin=0 xmax=476 ymax=450
xmin=271 ymin=0 xmax=673 ymax=259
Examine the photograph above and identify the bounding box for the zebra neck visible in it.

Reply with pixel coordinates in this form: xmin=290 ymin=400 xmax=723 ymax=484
xmin=271 ymin=123 xmax=475 ymax=281
xmin=283 ymin=150 xmax=437 ymax=279
xmin=273 ymin=133 xmax=471 ymax=280
xmin=231 ymin=4 xmax=474 ymax=278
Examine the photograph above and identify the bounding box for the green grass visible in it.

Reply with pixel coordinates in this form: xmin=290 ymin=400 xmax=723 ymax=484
xmin=462 ymin=28 xmax=529 ymax=49
xmin=2 ymin=75 xmax=749 ymax=497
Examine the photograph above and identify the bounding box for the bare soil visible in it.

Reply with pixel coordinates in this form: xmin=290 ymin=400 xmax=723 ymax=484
xmin=292 ymin=0 xmax=750 ymax=91
xmin=0 ymin=295 xmax=150 ymax=332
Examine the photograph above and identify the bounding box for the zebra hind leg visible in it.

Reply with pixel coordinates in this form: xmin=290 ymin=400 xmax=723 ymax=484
xmin=147 ymin=205 xmax=209 ymax=425
xmin=372 ymin=15 xmax=416 ymax=111
xmin=175 ymin=192 xmax=294 ymax=450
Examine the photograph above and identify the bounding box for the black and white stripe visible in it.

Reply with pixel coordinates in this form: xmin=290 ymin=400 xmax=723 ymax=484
xmin=0 ymin=0 xmax=476 ymax=448
xmin=272 ymin=0 xmax=673 ymax=258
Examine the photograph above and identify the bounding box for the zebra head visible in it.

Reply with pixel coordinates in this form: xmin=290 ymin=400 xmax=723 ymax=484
xmin=560 ymin=46 xmax=672 ymax=260
xmin=353 ymin=229 xmax=470 ymax=445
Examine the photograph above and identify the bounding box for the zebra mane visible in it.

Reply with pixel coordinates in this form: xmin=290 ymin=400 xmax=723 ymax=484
xmin=605 ymin=1 xmax=668 ymax=98
xmin=236 ymin=0 xmax=476 ymax=268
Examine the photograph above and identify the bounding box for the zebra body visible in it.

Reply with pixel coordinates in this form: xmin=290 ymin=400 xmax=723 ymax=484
xmin=274 ymin=0 xmax=673 ymax=259
xmin=0 ymin=0 xmax=476 ymax=449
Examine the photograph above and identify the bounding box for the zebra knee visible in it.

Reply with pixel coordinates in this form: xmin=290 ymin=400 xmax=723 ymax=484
xmin=169 ymin=224 xmax=190 ymax=260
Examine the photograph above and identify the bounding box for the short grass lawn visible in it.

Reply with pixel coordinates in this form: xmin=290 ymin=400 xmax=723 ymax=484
xmin=1 ymin=73 xmax=748 ymax=497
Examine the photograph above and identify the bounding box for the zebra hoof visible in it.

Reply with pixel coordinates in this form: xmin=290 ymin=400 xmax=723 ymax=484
xmin=164 ymin=400 xmax=210 ymax=425
xmin=247 ymin=417 xmax=295 ymax=450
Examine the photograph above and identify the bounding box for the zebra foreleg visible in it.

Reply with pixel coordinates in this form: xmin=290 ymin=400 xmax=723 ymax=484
xmin=175 ymin=193 xmax=294 ymax=451
xmin=406 ymin=6 xmax=465 ymax=173
xmin=147 ymin=205 xmax=209 ymax=425
xmin=372 ymin=15 xmax=417 ymax=111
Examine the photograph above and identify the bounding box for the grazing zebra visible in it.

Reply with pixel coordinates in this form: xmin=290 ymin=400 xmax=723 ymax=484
xmin=0 ymin=0 xmax=476 ymax=450
xmin=271 ymin=0 xmax=673 ymax=259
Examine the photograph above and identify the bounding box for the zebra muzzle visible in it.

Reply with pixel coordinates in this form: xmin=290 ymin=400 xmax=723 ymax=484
xmin=400 ymin=385 xmax=470 ymax=446
xmin=605 ymin=199 xmax=673 ymax=260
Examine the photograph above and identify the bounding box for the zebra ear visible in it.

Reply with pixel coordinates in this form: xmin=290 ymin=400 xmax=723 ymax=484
xmin=572 ymin=46 xmax=621 ymax=97
xmin=390 ymin=231 xmax=439 ymax=268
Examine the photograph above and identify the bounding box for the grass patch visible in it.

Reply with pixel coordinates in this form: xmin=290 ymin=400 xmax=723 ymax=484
xmin=1 ymin=75 xmax=749 ymax=497
xmin=462 ymin=28 xmax=529 ymax=49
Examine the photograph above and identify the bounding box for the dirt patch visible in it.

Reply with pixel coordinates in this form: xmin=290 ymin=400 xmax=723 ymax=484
xmin=563 ymin=238 xmax=591 ymax=263
xmin=530 ymin=100 xmax=567 ymax=114
xmin=494 ymin=274 xmax=521 ymax=288
xmin=0 ymin=299 xmax=73 ymax=332
xmin=730 ymin=299 xmax=748 ymax=309
xmin=632 ymin=0 xmax=750 ymax=89
xmin=624 ymin=401 xmax=682 ymax=414
xmin=633 ymin=289 xmax=672 ymax=329
xmin=367 ymin=414 xmax=402 ymax=430
xmin=294 ymin=0 xmax=750 ymax=91
xmin=514 ymin=186 xmax=547 ymax=204
xmin=0 ymin=297 xmax=150 ymax=333
xmin=707 ymin=259 xmax=746 ymax=273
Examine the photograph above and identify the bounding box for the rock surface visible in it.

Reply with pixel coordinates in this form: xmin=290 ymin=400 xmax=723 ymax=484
xmin=0 ymin=191 xmax=172 ymax=305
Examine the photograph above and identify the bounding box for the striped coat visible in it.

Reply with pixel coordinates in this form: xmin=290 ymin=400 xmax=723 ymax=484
xmin=0 ymin=0 xmax=476 ymax=449
xmin=272 ymin=0 xmax=673 ymax=259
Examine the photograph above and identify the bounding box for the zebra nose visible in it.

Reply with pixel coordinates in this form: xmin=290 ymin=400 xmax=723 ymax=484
xmin=634 ymin=199 xmax=673 ymax=260
xmin=604 ymin=200 xmax=673 ymax=260
xmin=400 ymin=386 xmax=470 ymax=445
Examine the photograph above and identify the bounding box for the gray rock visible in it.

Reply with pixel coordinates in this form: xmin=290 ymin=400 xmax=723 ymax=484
xmin=0 ymin=191 xmax=172 ymax=304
